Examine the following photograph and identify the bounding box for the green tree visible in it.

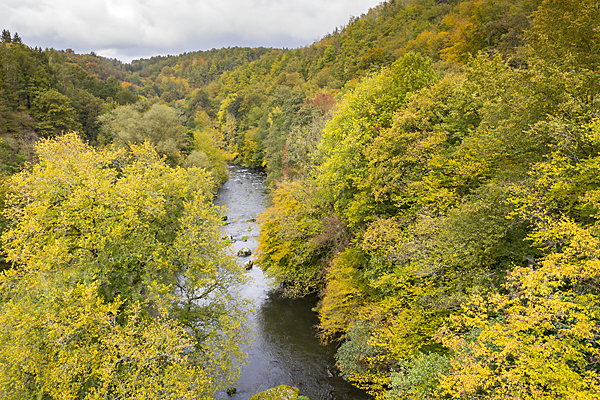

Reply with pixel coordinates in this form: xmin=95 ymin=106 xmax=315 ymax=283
xmin=260 ymin=86 xmax=306 ymax=184
xmin=322 ymin=45 xmax=336 ymax=65
xmin=99 ymin=103 xmax=189 ymax=166
xmin=186 ymin=127 xmax=228 ymax=185
xmin=31 ymin=89 xmax=81 ymax=137
xmin=526 ymin=0 xmax=600 ymax=71
xmin=1 ymin=30 xmax=10 ymax=44
xmin=318 ymin=52 xmax=438 ymax=227
xmin=256 ymin=178 xmax=332 ymax=296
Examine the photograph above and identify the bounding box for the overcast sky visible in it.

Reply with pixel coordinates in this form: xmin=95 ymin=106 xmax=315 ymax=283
xmin=0 ymin=0 xmax=381 ymax=63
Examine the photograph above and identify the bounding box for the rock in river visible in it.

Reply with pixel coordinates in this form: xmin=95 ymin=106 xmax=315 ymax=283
xmin=249 ymin=385 xmax=301 ymax=400
xmin=237 ymin=247 xmax=252 ymax=257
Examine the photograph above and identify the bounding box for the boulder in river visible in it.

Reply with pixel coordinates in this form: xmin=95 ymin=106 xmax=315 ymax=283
xmin=244 ymin=259 xmax=254 ymax=270
xmin=237 ymin=247 xmax=252 ymax=257
xmin=221 ymin=235 xmax=237 ymax=243
xmin=249 ymin=385 xmax=301 ymax=400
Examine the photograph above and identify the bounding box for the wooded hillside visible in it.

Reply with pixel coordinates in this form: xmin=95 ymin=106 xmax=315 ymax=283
xmin=1 ymin=0 xmax=599 ymax=398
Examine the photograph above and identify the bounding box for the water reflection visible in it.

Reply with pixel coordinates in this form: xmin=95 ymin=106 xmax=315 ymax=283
xmin=214 ymin=165 xmax=372 ymax=400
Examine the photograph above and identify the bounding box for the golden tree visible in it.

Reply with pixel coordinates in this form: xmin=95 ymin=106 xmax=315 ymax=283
xmin=0 ymin=132 xmax=250 ymax=399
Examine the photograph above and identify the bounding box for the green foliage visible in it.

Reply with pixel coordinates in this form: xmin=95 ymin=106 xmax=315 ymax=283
xmin=335 ymin=324 xmax=383 ymax=384
xmin=188 ymin=128 xmax=228 ymax=185
xmin=260 ymin=86 xmax=307 ymax=184
xmin=527 ymin=0 xmax=600 ymax=71
xmin=0 ymin=40 xmax=125 ymax=171
xmin=256 ymin=178 xmax=330 ymax=296
xmin=0 ymin=134 xmax=32 ymax=175
xmin=0 ymin=133 xmax=250 ymax=398
xmin=1 ymin=30 xmax=10 ymax=44
xmin=440 ymin=218 xmax=600 ymax=398
xmin=30 ymin=88 xmax=81 ymax=136
xmin=387 ymin=353 xmax=451 ymax=400
xmin=282 ymin=105 xmax=326 ymax=179
xmin=248 ymin=385 xmax=300 ymax=400
xmin=319 ymin=52 xmax=438 ymax=226
xmin=253 ymin=1 xmax=600 ymax=398
xmin=99 ymin=102 xmax=189 ymax=166
xmin=1 ymin=0 xmax=598 ymax=397
xmin=437 ymin=115 xmax=600 ymax=399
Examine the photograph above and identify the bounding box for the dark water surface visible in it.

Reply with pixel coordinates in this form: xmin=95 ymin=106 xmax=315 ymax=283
xmin=213 ymin=165 xmax=372 ymax=400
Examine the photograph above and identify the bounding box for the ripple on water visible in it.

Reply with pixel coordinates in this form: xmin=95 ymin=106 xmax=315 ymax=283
xmin=214 ymin=165 xmax=372 ymax=400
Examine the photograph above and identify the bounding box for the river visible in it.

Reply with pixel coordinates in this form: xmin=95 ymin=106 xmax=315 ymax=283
xmin=213 ymin=165 xmax=373 ymax=400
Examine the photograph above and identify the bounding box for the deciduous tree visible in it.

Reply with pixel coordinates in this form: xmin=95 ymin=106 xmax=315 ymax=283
xmin=0 ymin=133 xmax=250 ymax=399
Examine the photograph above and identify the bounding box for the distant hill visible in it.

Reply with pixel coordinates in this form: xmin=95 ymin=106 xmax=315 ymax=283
xmin=1 ymin=0 xmax=540 ymax=175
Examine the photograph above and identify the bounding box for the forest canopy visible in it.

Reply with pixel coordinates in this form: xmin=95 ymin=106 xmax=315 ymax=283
xmin=1 ymin=0 xmax=600 ymax=398
xmin=0 ymin=133 xmax=250 ymax=398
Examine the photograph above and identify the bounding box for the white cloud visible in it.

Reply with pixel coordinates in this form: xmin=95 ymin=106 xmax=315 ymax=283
xmin=0 ymin=0 xmax=380 ymax=62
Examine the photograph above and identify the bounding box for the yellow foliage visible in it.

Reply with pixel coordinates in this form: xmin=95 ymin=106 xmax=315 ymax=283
xmin=0 ymin=133 xmax=250 ymax=398
xmin=256 ymin=178 xmax=326 ymax=296
xmin=318 ymin=248 xmax=369 ymax=340
xmin=440 ymin=138 xmax=600 ymax=398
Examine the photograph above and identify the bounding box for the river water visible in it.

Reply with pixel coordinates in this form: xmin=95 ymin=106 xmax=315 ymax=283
xmin=213 ymin=165 xmax=373 ymax=400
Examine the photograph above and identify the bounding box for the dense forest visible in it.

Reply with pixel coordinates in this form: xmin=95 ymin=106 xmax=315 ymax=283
xmin=1 ymin=0 xmax=599 ymax=398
